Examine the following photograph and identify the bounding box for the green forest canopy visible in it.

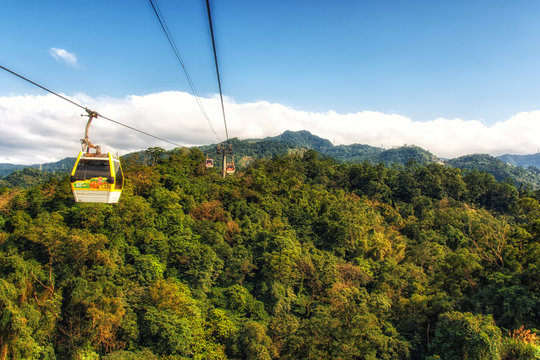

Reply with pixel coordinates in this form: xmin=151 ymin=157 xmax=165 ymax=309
xmin=0 ymin=147 xmax=539 ymax=359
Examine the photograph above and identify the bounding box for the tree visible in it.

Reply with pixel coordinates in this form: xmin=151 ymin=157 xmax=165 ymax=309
xmin=145 ymin=147 xmax=166 ymax=166
xmin=431 ymin=311 xmax=502 ymax=360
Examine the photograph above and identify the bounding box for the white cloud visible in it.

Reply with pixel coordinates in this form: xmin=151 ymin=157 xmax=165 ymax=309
xmin=49 ymin=48 xmax=78 ymax=67
xmin=0 ymin=91 xmax=539 ymax=164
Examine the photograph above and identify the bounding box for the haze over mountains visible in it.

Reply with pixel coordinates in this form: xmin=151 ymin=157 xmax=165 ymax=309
xmin=2 ymin=130 xmax=540 ymax=187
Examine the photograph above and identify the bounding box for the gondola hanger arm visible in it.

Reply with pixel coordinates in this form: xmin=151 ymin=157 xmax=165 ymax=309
xmin=81 ymin=108 xmax=101 ymax=154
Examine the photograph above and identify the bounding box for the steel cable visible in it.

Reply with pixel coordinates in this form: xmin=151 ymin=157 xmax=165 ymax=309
xmin=148 ymin=0 xmax=221 ymax=142
xmin=0 ymin=64 xmax=183 ymax=147
xmin=205 ymin=0 xmax=229 ymax=141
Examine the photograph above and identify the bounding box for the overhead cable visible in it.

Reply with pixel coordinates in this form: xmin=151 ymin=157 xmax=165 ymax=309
xmin=0 ymin=64 xmax=183 ymax=147
xmin=1 ymin=64 xmax=87 ymax=111
xmin=148 ymin=0 xmax=221 ymax=142
xmin=205 ymin=0 xmax=229 ymax=140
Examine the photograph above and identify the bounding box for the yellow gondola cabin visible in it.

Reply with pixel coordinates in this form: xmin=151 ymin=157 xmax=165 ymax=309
xmin=70 ymin=152 xmax=124 ymax=203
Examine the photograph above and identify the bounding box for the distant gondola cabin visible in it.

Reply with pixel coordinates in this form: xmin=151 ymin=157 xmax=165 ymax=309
xmin=70 ymin=152 xmax=123 ymax=203
xmin=225 ymin=163 xmax=235 ymax=174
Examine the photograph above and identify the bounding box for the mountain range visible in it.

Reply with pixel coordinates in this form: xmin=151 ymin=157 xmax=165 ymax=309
xmin=3 ymin=130 xmax=540 ymax=188
xmin=0 ymin=157 xmax=75 ymax=177
xmin=199 ymin=130 xmax=440 ymax=167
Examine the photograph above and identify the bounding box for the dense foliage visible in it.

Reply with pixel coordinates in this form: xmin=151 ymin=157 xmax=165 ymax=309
xmin=0 ymin=147 xmax=539 ymax=359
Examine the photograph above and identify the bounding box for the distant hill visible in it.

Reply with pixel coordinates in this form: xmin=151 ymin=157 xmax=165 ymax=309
xmin=497 ymin=153 xmax=540 ymax=168
xmin=198 ymin=137 xmax=300 ymax=168
xmin=0 ymin=157 xmax=75 ymax=177
xmin=263 ymin=130 xmax=334 ymax=150
xmin=0 ymin=157 xmax=75 ymax=188
xmin=446 ymin=154 xmax=540 ymax=187
xmin=266 ymin=131 xmax=439 ymax=165
xmin=38 ymin=157 xmax=76 ymax=172
xmin=323 ymin=143 xmax=382 ymax=163
xmin=199 ymin=130 xmax=440 ymax=169
xmin=0 ymin=163 xmax=27 ymax=177
xmin=204 ymin=131 xmax=540 ymax=188
xmin=373 ymin=145 xmax=439 ymax=165
xmin=0 ymin=167 xmax=67 ymax=189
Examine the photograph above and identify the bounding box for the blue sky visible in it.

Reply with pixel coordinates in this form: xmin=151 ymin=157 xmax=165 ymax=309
xmin=1 ymin=0 xmax=540 ymax=163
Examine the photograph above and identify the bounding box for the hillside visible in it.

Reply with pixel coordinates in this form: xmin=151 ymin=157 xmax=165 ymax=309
xmin=262 ymin=129 xmax=334 ymax=150
xmin=0 ymin=157 xmax=75 ymax=188
xmin=0 ymin=163 xmax=27 ymax=177
xmin=198 ymin=137 xmax=301 ymax=168
xmin=0 ymin=148 xmax=538 ymax=359
xmin=498 ymin=152 xmax=540 ymax=168
xmin=201 ymin=131 xmax=540 ymax=188
xmin=0 ymin=167 xmax=65 ymax=189
xmin=323 ymin=142 xmax=382 ymax=162
xmin=262 ymin=130 xmax=440 ymax=165
xmin=447 ymin=154 xmax=540 ymax=187
xmin=199 ymin=130 xmax=439 ymax=170
xmin=0 ymin=157 xmax=75 ymax=177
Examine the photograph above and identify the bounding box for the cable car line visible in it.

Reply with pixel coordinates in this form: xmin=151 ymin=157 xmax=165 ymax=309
xmin=147 ymin=0 xmax=235 ymax=175
xmin=148 ymin=0 xmax=221 ymax=143
xmin=204 ymin=0 xmax=235 ymax=176
xmin=94 ymin=113 xmax=181 ymax=147
xmin=205 ymin=0 xmax=229 ymax=141
xmin=1 ymin=64 xmax=87 ymax=111
xmin=0 ymin=64 xmax=183 ymax=147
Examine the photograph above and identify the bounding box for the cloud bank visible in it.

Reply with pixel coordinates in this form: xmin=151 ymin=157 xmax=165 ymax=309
xmin=49 ymin=48 xmax=78 ymax=67
xmin=0 ymin=91 xmax=539 ymax=164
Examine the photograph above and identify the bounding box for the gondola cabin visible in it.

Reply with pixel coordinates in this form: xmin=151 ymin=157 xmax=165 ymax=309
xmin=225 ymin=163 xmax=235 ymax=174
xmin=205 ymin=157 xmax=214 ymax=168
xmin=70 ymin=152 xmax=124 ymax=203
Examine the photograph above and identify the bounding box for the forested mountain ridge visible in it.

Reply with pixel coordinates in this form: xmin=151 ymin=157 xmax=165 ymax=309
xmin=3 ymin=130 xmax=540 ymax=190
xmin=0 ymin=158 xmax=76 ymax=188
xmin=0 ymin=163 xmax=26 ymax=177
xmin=0 ymin=147 xmax=538 ymax=359
xmin=447 ymin=154 xmax=540 ymax=188
xmin=203 ymin=130 xmax=540 ymax=188
xmin=0 ymin=167 xmax=66 ymax=189
xmin=262 ymin=130 xmax=334 ymax=150
xmin=262 ymin=130 xmax=440 ymax=165
xmin=498 ymin=152 xmax=540 ymax=168
xmin=0 ymin=157 xmax=75 ymax=177
xmin=197 ymin=131 xmax=440 ymax=176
